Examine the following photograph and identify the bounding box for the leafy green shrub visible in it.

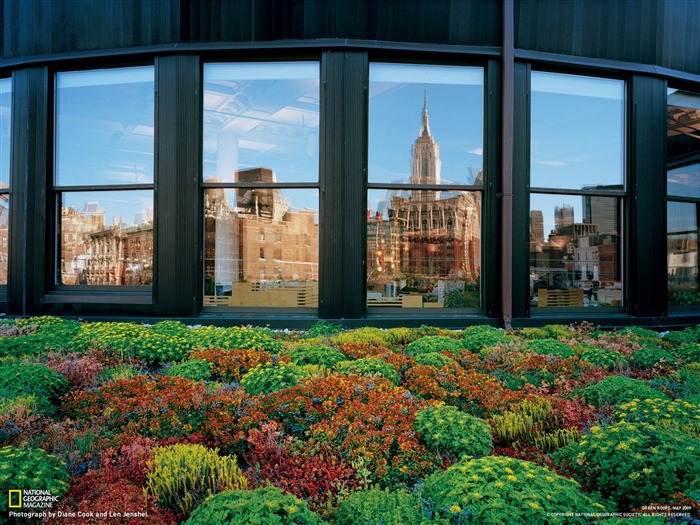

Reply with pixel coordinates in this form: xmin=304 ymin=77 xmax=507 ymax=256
xmin=615 ymin=398 xmax=700 ymax=437
xmin=304 ymin=320 xmax=342 ymax=339
xmin=525 ymin=338 xmax=576 ymax=358
xmin=542 ymin=324 xmax=575 ymax=338
xmin=331 ymin=327 xmax=390 ymax=347
xmin=164 ymin=359 xmax=212 ymax=382
xmin=241 ymin=362 xmax=308 ymax=395
xmin=614 ymin=327 xmax=662 ymax=341
xmin=70 ymin=322 xmax=192 ymax=363
xmin=577 ymin=376 xmax=668 ymax=408
xmin=664 ymin=326 xmax=700 ymax=346
xmin=553 ymin=421 xmax=700 ymax=510
xmin=674 ymin=343 xmax=700 ymax=362
xmin=383 ymin=327 xmax=420 ymax=345
xmin=628 ymin=345 xmax=675 ymax=370
xmin=284 ymin=344 xmax=348 ymax=368
xmin=0 ymin=446 xmax=70 ymax=513
xmin=405 ymin=336 xmax=464 ymax=357
xmin=190 ymin=325 xmax=282 ymax=353
xmin=0 ymin=318 xmax=82 ymax=357
xmin=334 ymin=487 xmax=422 ymax=525
xmin=414 ymin=404 xmax=492 ymax=459
xmin=184 ymin=486 xmax=324 ymax=525
xmin=518 ymin=327 xmax=549 ymax=340
xmin=413 ymin=352 xmax=455 ymax=368
xmin=145 ymin=443 xmax=247 ymax=517
xmin=0 ymin=363 xmax=68 ymax=402
xmin=579 ymin=346 xmax=628 ymax=370
xmin=460 ymin=325 xmax=511 ymax=353
xmin=422 ymin=455 xmax=604 ymax=525
xmin=336 ymin=357 xmax=400 ymax=385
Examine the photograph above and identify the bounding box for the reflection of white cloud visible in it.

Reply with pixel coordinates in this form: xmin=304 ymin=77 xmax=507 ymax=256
xmin=533 ymin=158 xmax=567 ymax=167
xmin=468 ymin=147 xmax=483 ymax=155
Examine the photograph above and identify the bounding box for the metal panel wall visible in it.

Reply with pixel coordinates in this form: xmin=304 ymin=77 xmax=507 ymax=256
xmin=318 ymin=51 xmax=368 ymax=319
xmin=8 ymin=67 xmax=48 ymax=315
xmin=154 ymin=55 xmax=201 ymax=317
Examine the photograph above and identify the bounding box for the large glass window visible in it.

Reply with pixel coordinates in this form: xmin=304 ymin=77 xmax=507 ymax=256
xmin=667 ymin=88 xmax=700 ymax=307
xmin=0 ymin=79 xmax=10 ymax=286
xmin=367 ymin=63 xmax=483 ymax=310
xmin=530 ymin=72 xmax=625 ymax=309
xmin=202 ymin=62 xmax=319 ymax=309
xmin=54 ymin=67 xmax=154 ymax=286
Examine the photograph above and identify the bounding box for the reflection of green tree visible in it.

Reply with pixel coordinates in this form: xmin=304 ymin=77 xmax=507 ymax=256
xmin=204 ymin=275 xmax=215 ymax=296
xmin=669 ymin=289 xmax=700 ymax=306
xmin=445 ymin=282 xmax=480 ymax=308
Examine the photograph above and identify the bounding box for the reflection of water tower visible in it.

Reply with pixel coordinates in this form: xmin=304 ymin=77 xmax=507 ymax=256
xmin=236 ymin=168 xmax=289 ymax=220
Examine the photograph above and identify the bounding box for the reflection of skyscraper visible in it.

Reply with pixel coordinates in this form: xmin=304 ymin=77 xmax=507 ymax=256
xmin=554 ymin=205 xmax=574 ymax=231
xmin=583 ymin=194 xmax=618 ymax=235
xmin=530 ymin=210 xmax=544 ymax=250
xmin=369 ymin=94 xmax=481 ymax=288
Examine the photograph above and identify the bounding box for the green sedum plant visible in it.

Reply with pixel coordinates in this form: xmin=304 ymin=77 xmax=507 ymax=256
xmin=164 ymin=359 xmax=212 ymax=382
xmin=664 ymin=326 xmax=700 ymax=346
xmin=629 ymin=345 xmax=675 ymax=370
xmin=336 ymin=357 xmax=400 ymax=385
xmin=333 ymin=487 xmax=422 ymax=525
xmin=184 ymin=486 xmax=324 ymax=525
xmin=405 ymin=336 xmax=465 ymax=357
xmin=460 ymin=325 xmax=511 ymax=353
xmin=0 ymin=363 xmax=69 ymax=402
xmin=674 ymin=343 xmax=700 ymax=363
xmin=577 ymin=375 xmax=668 ymax=408
xmin=145 ymin=443 xmax=248 ymax=517
xmin=0 ymin=446 xmax=70 ymax=513
xmin=284 ymin=344 xmax=348 ymax=368
xmin=414 ymin=404 xmax=492 ymax=459
xmin=190 ymin=325 xmax=283 ymax=353
xmin=615 ymin=397 xmax=700 ymax=438
xmin=579 ymin=346 xmax=628 ymax=370
xmin=524 ymin=338 xmax=576 ymax=359
xmin=422 ymin=455 xmax=604 ymax=525
xmin=553 ymin=421 xmax=700 ymax=510
xmin=241 ymin=362 xmax=308 ymax=395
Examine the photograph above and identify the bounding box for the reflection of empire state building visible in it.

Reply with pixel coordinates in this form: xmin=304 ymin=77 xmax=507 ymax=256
xmin=381 ymin=92 xmax=481 ymax=282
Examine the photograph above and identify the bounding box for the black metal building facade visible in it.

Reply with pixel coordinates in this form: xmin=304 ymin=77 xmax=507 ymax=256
xmin=1 ymin=0 xmax=699 ymax=328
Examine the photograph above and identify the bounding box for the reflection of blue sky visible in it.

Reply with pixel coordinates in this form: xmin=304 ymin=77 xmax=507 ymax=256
xmin=55 ymin=67 xmax=154 ymax=188
xmin=63 ymin=191 xmax=153 ymax=228
xmin=530 ymin=193 xmax=583 ymax=235
xmin=369 ymin=63 xmax=483 ymax=186
xmin=531 ymin=72 xmax=624 ymax=190
xmin=668 ymin=162 xmax=700 ymax=199
xmin=1 ymin=78 xmax=11 ymax=187
xmin=203 ymin=63 xmax=319 ymax=188
xmin=668 ymin=201 xmax=697 ymax=234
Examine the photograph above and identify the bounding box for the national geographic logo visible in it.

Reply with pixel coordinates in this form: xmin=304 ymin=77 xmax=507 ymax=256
xmin=8 ymin=490 xmax=22 ymax=508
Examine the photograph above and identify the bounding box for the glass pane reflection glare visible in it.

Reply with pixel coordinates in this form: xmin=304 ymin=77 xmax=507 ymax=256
xmin=204 ymin=188 xmax=319 ymax=308
xmin=530 ymin=194 xmax=622 ymax=308
xmin=367 ymin=189 xmax=481 ymax=309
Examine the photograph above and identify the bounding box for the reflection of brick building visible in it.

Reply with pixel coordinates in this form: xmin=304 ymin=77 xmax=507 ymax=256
xmin=370 ymin=95 xmax=481 ymax=287
xmin=60 ymin=202 xmax=153 ymax=285
xmin=204 ymin=170 xmax=318 ymax=293
xmin=82 ymin=224 xmax=153 ymax=285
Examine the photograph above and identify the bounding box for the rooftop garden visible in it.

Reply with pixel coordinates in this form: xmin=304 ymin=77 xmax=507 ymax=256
xmin=2 ymin=317 xmax=700 ymax=524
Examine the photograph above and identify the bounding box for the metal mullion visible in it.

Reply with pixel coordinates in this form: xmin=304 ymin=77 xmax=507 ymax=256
xmin=530 ymin=187 xmax=626 ymax=197
xmin=668 ymin=196 xmax=700 ymax=205
xmin=367 ymin=183 xmax=483 ymax=192
xmin=53 ymin=183 xmax=154 ymax=192
xmin=201 ymin=182 xmax=319 ymax=189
